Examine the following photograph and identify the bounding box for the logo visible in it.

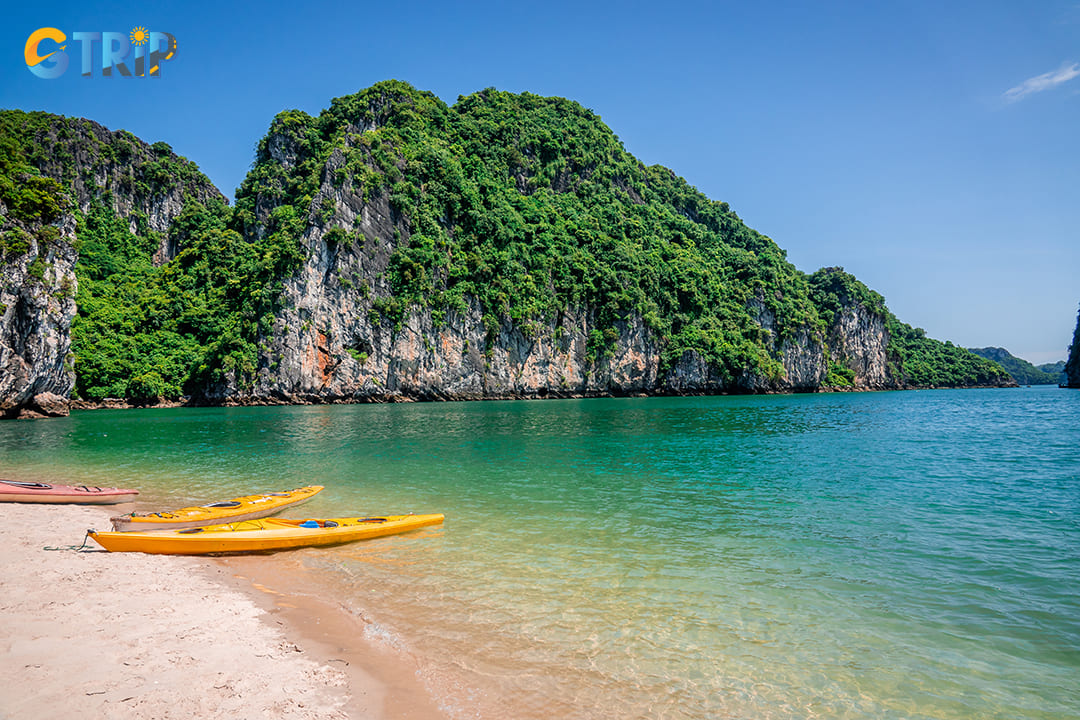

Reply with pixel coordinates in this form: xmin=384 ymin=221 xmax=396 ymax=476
xmin=25 ymin=26 xmax=177 ymax=79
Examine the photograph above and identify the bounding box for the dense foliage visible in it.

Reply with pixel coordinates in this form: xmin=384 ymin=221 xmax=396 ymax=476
xmin=886 ymin=325 xmax=1010 ymax=387
xmin=1037 ymin=360 xmax=1066 ymax=376
xmin=968 ymin=347 xmax=1063 ymax=385
xmin=2 ymin=86 xmax=1014 ymax=399
xmin=0 ymin=111 xmax=71 ymax=258
xmin=0 ymin=110 xmax=298 ymax=400
xmin=236 ymin=82 xmax=840 ymax=383
xmin=808 ymin=267 xmax=1009 ymax=387
xmin=70 ymin=196 xmax=284 ymax=399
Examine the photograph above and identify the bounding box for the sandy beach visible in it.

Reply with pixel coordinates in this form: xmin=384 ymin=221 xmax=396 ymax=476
xmin=0 ymin=503 xmax=444 ymax=720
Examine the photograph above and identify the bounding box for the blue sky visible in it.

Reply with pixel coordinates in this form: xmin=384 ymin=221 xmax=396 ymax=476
xmin=3 ymin=1 xmax=1077 ymax=364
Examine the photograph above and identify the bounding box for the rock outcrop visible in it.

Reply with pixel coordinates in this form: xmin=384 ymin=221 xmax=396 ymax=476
xmin=0 ymin=111 xmax=224 ymax=417
xmin=221 ymin=113 xmax=826 ymax=402
xmin=824 ymin=302 xmax=895 ymax=389
xmin=1 ymin=90 xmax=1014 ymax=416
xmin=20 ymin=117 xmax=225 ymax=264
xmin=0 ymin=214 xmax=78 ymax=418
xmin=217 ymin=124 xmax=893 ymax=402
xmin=1066 ymin=306 xmax=1080 ymax=388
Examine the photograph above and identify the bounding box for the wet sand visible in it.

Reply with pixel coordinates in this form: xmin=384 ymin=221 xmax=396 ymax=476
xmin=0 ymin=503 xmax=445 ymax=720
xmin=219 ymin=553 xmax=448 ymax=720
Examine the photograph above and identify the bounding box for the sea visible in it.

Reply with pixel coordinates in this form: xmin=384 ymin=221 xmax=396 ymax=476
xmin=2 ymin=386 xmax=1077 ymax=719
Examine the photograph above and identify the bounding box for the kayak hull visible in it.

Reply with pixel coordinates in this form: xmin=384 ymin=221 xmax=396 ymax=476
xmin=0 ymin=480 xmax=138 ymax=505
xmin=110 ymin=486 xmax=324 ymax=531
xmin=89 ymin=513 xmax=445 ymax=555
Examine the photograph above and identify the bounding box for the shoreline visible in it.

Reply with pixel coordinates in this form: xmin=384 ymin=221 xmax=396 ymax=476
xmin=218 ymin=553 xmax=447 ymax=720
xmin=6 ymin=381 xmax=1025 ymax=418
xmin=54 ymin=380 xmax=1021 ymax=414
xmin=0 ymin=503 xmax=445 ymax=720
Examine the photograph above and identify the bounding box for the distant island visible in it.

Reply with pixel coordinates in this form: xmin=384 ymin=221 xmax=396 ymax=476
xmin=1 ymin=82 xmax=1015 ymax=417
xmin=967 ymin=348 xmax=1066 ymax=385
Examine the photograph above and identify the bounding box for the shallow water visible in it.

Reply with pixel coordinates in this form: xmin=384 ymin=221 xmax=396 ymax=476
xmin=3 ymin=387 xmax=1078 ymax=718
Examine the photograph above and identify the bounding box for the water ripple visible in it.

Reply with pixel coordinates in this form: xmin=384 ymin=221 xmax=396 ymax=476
xmin=2 ymin=388 xmax=1078 ymax=718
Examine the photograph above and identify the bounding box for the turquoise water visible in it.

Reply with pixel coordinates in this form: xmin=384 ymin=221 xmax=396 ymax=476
xmin=2 ymin=388 xmax=1078 ymax=718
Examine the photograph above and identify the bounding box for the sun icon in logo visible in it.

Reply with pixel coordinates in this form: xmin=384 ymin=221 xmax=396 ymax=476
xmin=130 ymin=26 xmax=148 ymax=46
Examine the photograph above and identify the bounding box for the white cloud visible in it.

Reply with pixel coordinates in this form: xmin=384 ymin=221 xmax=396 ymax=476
xmin=1003 ymin=62 xmax=1080 ymax=102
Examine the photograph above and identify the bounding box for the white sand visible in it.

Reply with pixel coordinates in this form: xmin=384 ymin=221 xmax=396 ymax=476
xmin=0 ymin=503 xmax=374 ymax=720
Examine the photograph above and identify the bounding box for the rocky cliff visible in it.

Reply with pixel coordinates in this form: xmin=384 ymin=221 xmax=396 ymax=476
xmin=1066 ymin=306 xmax=1080 ymax=388
xmin=224 ymin=168 xmax=690 ymax=402
xmin=0 ymin=110 xmax=225 ymax=416
xmin=1 ymin=85 xmax=1014 ymax=416
xmin=0 ymin=201 xmax=77 ymax=418
xmin=219 ymin=91 xmax=905 ymax=404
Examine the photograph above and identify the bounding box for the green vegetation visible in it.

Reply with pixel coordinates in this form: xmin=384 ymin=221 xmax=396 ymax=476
xmin=72 ymin=199 xmax=215 ymax=398
xmin=69 ymin=194 xmax=306 ymax=399
xmin=887 ymin=326 xmax=1009 ymax=387
xmin=2 ymin=86 xmax=1015 ymax=399
xmin=237 ymin=82 xmax=830 ymax=384
xmin=807 ymin=266 xmax=887 ymax=325
xmin=968 ymin=347 xmax=1063 ymax=385
xmin=1036 ymin=361 xmax=1066 ymax=384
xmin=0 ymin=111 xmax=72 ymax=260
xmin=808 ymin=266 xmax=1008 ymax=387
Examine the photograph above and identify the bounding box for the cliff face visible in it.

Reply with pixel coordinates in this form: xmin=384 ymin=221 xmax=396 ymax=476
xmin=244 ymin=282 xmax=898 ymax=403
xmin=229 ymin=138 xmax=671 ymax=401
xmin=1066 ymin=306 xmax=1080 ymax=388
xmin=220 ymin=106 xmax=853 ymax=402
xmin=222 ymin=128 xmax=898 ymax=402
xmin=823 ymin=302 xmax=895 ymax=389
xmin=22 ymin=116 xmax=225 ymax=264
xmin=1 ymin=87 xmax=1014 ymax=416
xmin=0 ymin=111 xmax=225 ymax=416
xmin=0 ymin=212 xmax=77 ymax=418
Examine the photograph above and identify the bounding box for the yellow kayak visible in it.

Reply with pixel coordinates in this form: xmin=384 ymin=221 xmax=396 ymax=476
xmin=89 ymin=513 xmax=445 ymax=555
xmin=109 ymin=486 xmax=324 ymax=531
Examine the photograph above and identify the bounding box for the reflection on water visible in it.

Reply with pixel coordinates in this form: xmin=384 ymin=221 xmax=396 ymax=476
xmin=2 ymin=388 xmax=1079 ymax=718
